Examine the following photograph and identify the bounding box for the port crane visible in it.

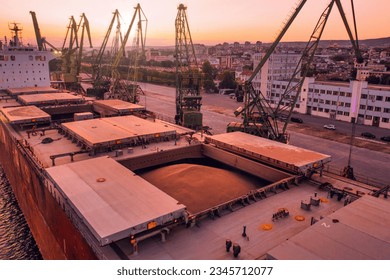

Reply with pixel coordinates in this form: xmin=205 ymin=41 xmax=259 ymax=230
xmin=30 ymin=11 xmax=59 ymax=52
xmin=232 ymin=0 xmax=363 ymax=144
xmin=175 ymin=4 xmax=202 ymax=129
xmin=105 ymin=3 xmax=147 ymax=103
xmin=87 ymin=9 xmax=124 ymax=99
xmin=60 ymin=13 xmax=93 ymax=92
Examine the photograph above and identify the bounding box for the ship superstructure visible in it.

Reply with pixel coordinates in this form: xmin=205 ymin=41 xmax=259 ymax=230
xmin=0 ymin=23 xmax=55 ymax=90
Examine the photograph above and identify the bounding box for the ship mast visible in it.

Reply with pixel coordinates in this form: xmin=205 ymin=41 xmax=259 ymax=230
xmin=8 ymin=22 xmax=23 ymax=47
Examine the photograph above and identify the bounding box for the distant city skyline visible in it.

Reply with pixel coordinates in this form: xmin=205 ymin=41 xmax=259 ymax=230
xmin=1 ymin=0 xmax=389 ymax=47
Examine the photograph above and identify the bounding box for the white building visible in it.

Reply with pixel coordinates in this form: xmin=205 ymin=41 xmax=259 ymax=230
xmin=267 ymin=77 xmax=390 ymax=129
xmin=252 ymin=51 xmax=390 ymax=129
xmin=252 ymin=51 xmax=302 ymax=97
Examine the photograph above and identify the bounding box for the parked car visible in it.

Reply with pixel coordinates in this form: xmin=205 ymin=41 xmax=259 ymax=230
xmin=361 ymin=132 xmax=376 ymax=139
xmin=228 ymin=93 xmax=236 ymax=99
xmin=290 ymin=117 xmax=303 ymax=123
xmin=380 ymin=136 xmax=390 ymax=142
xmin=323 ymin=124 xmax=336 ymax=130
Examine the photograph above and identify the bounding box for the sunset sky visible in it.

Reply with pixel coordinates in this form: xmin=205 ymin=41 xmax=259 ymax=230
xmin=0 ymin=0 xmax=389 ymax=47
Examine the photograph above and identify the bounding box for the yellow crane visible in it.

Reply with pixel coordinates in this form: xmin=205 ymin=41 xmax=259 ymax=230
xmin=61 ymin=13 xmax=92 ymax=92
xmin=106 ymin=3 xmax=147 ymax=103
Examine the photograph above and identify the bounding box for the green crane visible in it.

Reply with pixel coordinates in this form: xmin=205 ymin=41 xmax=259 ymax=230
xmin=175 ymin=3 xmax=202 ymax=130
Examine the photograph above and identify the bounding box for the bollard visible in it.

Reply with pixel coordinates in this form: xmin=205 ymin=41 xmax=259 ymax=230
xmin=233 ymin=243 xmax=241 ymax=258
xmin=225 ymin=239 xmax=232 ymax=252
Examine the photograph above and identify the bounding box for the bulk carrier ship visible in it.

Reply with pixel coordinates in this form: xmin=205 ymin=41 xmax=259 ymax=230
xmin=1 ymin=22 xmax=390 ymax=260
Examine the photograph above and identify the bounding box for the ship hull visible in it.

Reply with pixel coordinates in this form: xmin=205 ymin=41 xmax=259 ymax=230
xmin=0 ymin=120 xmax=97 ymax=259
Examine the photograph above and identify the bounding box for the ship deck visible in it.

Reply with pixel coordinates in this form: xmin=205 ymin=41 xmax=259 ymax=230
xmin=114 ymin=175 xmax=346 ymax=259
xmin=267 ymin=194 xmax=390 ymax=259
xmin=1 ymin=88 xmax=389 ymax=260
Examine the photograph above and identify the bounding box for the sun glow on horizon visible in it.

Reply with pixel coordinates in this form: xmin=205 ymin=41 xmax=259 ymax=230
xmin=1 ymin=0 xmax=389 ymax=48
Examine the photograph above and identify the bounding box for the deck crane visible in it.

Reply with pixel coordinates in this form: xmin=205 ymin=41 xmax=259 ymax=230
xmin=231 ymin=0 xmax=364 ymax=144
xmin=30 ymin=11 xmax=59 ymax=52
xmin=174 ymin=4 xmax=202 ymax=130
xmin=106 ymin=3 xmax=147 ymax=103
xmin=87 ymin=9 xmax=123 ymax=99
xmin=60 ymin=13 xmax=92 ymax=92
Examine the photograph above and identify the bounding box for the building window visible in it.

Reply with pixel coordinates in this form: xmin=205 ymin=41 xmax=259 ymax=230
xmin=337 ymin=111 xmax=343 ymax=115
xmin=384 ymin=108 xmax=390 ymax=113
xmin=332 ymin=101 xmax=337 ymax=105
xmin=326 ymin=100 xmax=330 ymax=105
xmin=343 ymin=112 xmax=350 ymax=116
xmin=346 ymin=92 xmax=352 ymax=97
xmin=376 ymin=96 xmax=383 ymax=101
xmin=383 ymin=118 xmax=389 ymax=123
xmin=333 ymin=91 xmax=338 ymax=95
xmin=320 ymin=90 xmax=325 ymax=94
xmin=325 ymin=109 xmax=330 ymax=113
xmin=345 ymin=103 xmax=351 ymax=107
xmin=326 ymin=90 xmax=332 ymax=95
xmin=365 ymin=115 xmax=372 ymax=120
xmin=309 ymin=88 xmax=313 ymax=92
xmin=360 ymin=105 xmax=366 ymax=109
xmin=361 ymin=94 xmax=368 ymax=99
xmin=314 ymin=98 xmax=318 ymax=103
xmin=367 ymin=106 xmax=373 ymax=111
xmin=318 ymin=108 xmax=323 ymax=112
xmin=295 ymin=104 xmax=300 ymax=108
xmin=340 ymin=92 xmax=345 ymax=96
xmin=312 ymin=107 xmax=318 ymax=111
xmin=314 ymin=89 xmax=319 ymax=93
xmin=375 ymin=107 xmax=382 ymax=112
xmin=386 ymin=97 xmax=390 ymax=102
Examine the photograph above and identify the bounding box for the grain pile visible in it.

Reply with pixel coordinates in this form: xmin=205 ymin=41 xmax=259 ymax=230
xmin=140 ymin=163 xmax=267 ymax=214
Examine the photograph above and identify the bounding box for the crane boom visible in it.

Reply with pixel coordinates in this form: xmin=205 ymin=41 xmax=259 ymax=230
xmin=77 ymin=13 xmax=92 ymax=76
xmin=29 ymin=11 xmax=43 ymax=51
xmin=335 ymin=0 xmax=363 ymax=63
xmin=247 ymin=0 xmax=307 ymax=84
xmin=30 ymin=11 xmax=58 ymax=52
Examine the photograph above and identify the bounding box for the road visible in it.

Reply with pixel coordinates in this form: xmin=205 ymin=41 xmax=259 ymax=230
xmin=138 ymin=82 xmax=390 ymax=186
